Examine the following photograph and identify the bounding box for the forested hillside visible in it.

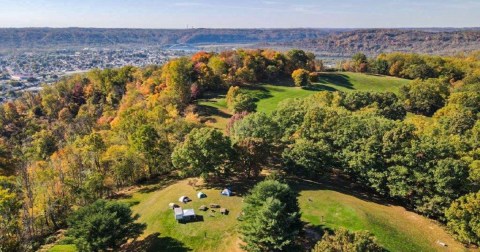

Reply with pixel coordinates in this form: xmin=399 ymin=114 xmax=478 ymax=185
xmin=0 ymin=49 xmax=479 ymax=251
xmin=1 ymin=28 xmax=480 ymax=56
xmin=287 ymin=29 xmax=480 ymax=55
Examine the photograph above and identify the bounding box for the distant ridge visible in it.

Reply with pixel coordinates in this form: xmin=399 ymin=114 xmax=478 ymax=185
xmin=1 ymin=27 xmax=479 ymax=55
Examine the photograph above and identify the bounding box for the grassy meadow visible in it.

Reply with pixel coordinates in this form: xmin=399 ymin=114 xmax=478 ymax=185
xmin=197 ymin=72 xmax=410 ymax=129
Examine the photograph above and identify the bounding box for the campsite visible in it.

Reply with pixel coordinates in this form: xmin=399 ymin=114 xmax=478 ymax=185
xmin=121 ymin=179 xmax=243 ymax=251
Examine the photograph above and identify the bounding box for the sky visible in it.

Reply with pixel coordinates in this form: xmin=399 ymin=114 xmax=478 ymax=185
xmin=0 ymin=0 xmax=479 ymax=28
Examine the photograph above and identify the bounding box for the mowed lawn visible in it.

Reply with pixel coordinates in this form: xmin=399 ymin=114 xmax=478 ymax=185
xmin=296 ymin=179 xmax=470 ymax=252
xmin=197 ymin=72 xmax=410 ymax=129
xmin=123 ymin=179 xmax=243 ymax=252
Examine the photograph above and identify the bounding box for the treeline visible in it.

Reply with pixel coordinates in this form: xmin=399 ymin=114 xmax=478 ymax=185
xmin=0 ymin=49 xmax=317 ymax=251
xmin=341 ymin=51 xmax=480 ymax=82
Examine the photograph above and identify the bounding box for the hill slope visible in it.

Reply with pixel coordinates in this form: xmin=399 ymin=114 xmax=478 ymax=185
xmin=198 ymin=72 xmax=410 ymax=128
xmin=48 ymin=178 xmax=468 ymax=252
xmin=1 ymin=28 xmax=480 ymax=55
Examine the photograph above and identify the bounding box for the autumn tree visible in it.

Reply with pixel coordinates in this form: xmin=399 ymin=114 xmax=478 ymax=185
xmin=292 ymin=69 xmax=311 ymax=87
xmin=445 ymin=192 xmax=480 ymax=245
xmin=0 ymin=176 xmax=22 ymax=251
xmin=312 ymin=228 xmax=385 ymax=252
xmin=162 ymin=57 xmax=193 ymax=107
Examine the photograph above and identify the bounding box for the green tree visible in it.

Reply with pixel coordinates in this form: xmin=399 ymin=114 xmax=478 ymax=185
xmin=67 ymin=200 xmax=146 ymax=252
xmin=231 ymin=94 xmax=257 ymax=113
xmin=131 ymin=125 xmax=168 ymax=177
xmin=230 ymin=112 xmax=280 ymax=145
xmin=445 ymin=192 xmax=480 ymax=245
xmin=312 ymin=228 xmax=385 ymax=252
xmin=292 ymin=69 xmax=311 ymax=87
xmin=286 ymin=49 xmax=315 ymax=72
xmin=282 ymin=138 xmax=332 ymax=177
xmin=171 ymin=128 xmax=234 ymax=180
xmin=400 ymin=78 xmax=450 ymax=116
xmin=240 ymin=180 xmax=302 ymax=252
xmin=31 ymin=130 xmax=57 ymax=160
xmin=234 ymin=137 xmax=266 ymax=178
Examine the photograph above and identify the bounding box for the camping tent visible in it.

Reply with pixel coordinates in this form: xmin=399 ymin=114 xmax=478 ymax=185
xmin=197 ymin=192 xmax=206 ymax=199
xmin=174 ymin=207 xmax=183 ymax=220
xmin=183 ymin=208 xmax=196 ymax=221
xmin=169 ymin=203 xmax=179 ymax=209
xmin=221 ymin=188 xmax=232 ymax=197
xmin=179 ymin=196 xmax=190 ymax=203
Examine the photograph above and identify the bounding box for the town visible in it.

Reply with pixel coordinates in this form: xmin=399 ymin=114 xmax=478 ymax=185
xmin=0 ymin=47 xmax=193 ymax=102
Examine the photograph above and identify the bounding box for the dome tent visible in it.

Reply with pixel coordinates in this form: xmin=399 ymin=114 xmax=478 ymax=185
xmin=179 ymin=196 xmax=190 ymax=203
xmin=221 ymin=188 xmax=232 ymax=197
xmin=197 ymin=192 xmax=206 ymax=199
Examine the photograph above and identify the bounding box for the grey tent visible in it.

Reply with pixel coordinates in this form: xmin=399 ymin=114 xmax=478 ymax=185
xmin=221 ymin=188 xmax=232 ymax=197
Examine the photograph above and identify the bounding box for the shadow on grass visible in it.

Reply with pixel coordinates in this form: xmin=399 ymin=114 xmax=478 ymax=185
xmin=301 ymin=222 xmax=331 ymax=250
xmin=303 ymin=84 xmax=339 ymax=92
xmin=196 ymin=104 xmax=231 ymax=122
xmin=122 ymin=232 xmax=192 ymax=252
xmin=137 ymin=174 xmax=181 ymax=194
xmin=178 ymin=214 xmax=204 ymax=224
xmin=315 ymin=73 xmax=355 ymax=90
xmin=201 ymin=175 xmax=266 ymax=197
xmin=267 ymin=77 xmax=296 ymax=87
xmin=289 ymin=174 xmax=394 ymax=207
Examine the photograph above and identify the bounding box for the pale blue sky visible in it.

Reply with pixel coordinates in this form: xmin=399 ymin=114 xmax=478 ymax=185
xmin=0 ymin=0 xmax=479 ymax=28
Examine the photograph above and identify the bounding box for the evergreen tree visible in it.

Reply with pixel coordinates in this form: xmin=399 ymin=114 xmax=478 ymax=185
xmin=66 ymin=200 xmax=146 ymax=252
xmin=240 ymin=180 xmax=302 ymax=251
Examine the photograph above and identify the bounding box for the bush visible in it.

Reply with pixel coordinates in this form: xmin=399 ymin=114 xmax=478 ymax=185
xmin=312 ymin=228 xmax=385 ymax=252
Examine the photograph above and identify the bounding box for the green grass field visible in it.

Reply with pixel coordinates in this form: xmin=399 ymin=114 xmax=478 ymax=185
xmin=295 ymin=179 xmax=468 ymax=252
xmin=197 ymin=72 xmax=410 ymax=129
xmin=124 ymin=179 xmax=243 ymax=252
xmin=49 ymin=177 xmax=469 ymax=252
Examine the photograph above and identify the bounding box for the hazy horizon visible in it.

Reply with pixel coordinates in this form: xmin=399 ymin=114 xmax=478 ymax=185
xmin=1 ymin=0 xmax=479 ymax=29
